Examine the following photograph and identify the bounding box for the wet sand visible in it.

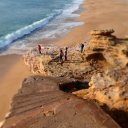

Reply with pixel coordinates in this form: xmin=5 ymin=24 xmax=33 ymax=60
xmin=0 ymin=0 xmax=128 ymax=123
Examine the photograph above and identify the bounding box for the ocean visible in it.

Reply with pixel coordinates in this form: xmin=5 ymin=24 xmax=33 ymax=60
xmin=0 ymin=0 xmax=83 ymax=54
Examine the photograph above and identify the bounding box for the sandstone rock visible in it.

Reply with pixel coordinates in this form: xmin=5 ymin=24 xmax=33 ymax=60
xmin=2 ymin=76 xmax=120 ymax=128
xmin=22 ymin=30 xmax=128 ymax=128
xmin=74 ymin=67 xmax=128 ymax=111
xmin=85 ymin=30 xmax=128 ymax=68
xmin=90 ymin=29 xmax=115 ymax=36
xmin=23 ymin=30 xmax=128 ymax=84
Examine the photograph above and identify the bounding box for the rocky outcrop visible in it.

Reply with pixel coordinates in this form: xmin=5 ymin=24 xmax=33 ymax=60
xmin=73 ymin=67 xmax=128 ymax=110
xmin=1 ymin=76 xmax=120 ymax=128
xmin=73 ymin=30 xmax=128 ymax=127
xmin=23 ymin=30 xmax=128 ymax=80
xmin=23 ymin=30 xmax=128 ymax=109
xmin=23 ymin=48 xmax=95 ymax=80
xmin=73 ymin=30 xmax=128 ymax=107
xmin=21 ymin=30 xmax=128 ymax=127
xmin=73 ymin=67 xmax=128 ymax=128
xmin=85 ymin=30 xmax=128 ymax=67
xmin=90 ymin=29 xmax=116 ymax=46
xmin=23 ymin=52 xmax=52 ymax=75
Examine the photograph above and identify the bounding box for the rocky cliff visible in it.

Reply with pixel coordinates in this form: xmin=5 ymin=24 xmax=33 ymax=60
xmin=1 ymin=76 xmax=120 ymax=128
xmin=23 ymin=29 xmax=128 ymax=109
xmin=73 ymin=30 xmax=128 ymax=127
xmin=73 ymin=30 xmax=128 ymax=109
xmin=2 ymin=30 xmax=127 ymax=128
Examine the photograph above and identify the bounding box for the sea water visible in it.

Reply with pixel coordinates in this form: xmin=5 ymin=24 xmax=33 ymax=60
xmin=0 ymin=0 xmax=84 ymax=54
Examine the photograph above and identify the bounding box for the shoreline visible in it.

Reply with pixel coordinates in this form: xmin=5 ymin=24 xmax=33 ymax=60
xmin=0 ymin=0 xmax=128 ymax=124
xmin=0 ymin=0 xmax=84 ymax=55
xmin=56 ymin=0 xmax=128 ymax=47
xmin=0 ymin=0 xmax=86 ymax=122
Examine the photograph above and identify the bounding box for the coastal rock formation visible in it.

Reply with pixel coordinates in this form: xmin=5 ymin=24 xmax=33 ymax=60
xmin=73 ymin=30 xmax=128 ymax=127
xmin=73 ymin=67 xmax=128 ymax=110
xmin=23 ymin=30 xmax=128 ymax=109
xmin=73 ymin=30 xmax=128 ymax=107
xmin=1 ymin=76 xmax=120 ymax=128
xmin=23 ymin=30 xmax=128 ymax=80
xmin=23 ymin=52 xmax=52 ymax=75
xmin=23 ymin=48 xmax=94 ymax=80
xmin=89 ymin=29 xmax=116 ymax=47
xmin=21 ymin=29 xmax=128 ymax=127
xmin=73 ymin=67 xmax=128 ymax=128
xmin=85 ymin=29 xmax=128 ymax=67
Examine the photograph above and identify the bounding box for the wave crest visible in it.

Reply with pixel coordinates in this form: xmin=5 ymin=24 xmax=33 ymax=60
xmin=0 ymin=11 xmax=62 ymax=50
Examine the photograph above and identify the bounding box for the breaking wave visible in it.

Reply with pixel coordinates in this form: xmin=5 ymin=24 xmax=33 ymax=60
xmin=0 ymin=11 xmax=62 ymax=50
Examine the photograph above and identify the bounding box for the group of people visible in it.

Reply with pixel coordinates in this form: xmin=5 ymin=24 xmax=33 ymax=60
xmin=37 ymin=42 xmax=85 ymax=65
xmin=59 ymin=43 xmax=85 ymax=64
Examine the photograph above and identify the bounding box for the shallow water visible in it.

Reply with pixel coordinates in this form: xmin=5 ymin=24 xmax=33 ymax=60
xmin=0 ymin=0 xmax=84 ymax=54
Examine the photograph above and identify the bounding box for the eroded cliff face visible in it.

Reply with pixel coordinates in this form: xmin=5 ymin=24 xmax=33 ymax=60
xmin=24 ymin=30 xmax=128 ymax=78
xmin=73 ymin=68 xmax=128 ymax=110
xmin=73 ymin=30 xmax=128 ymax=110
xmin=85 ymin=29 xmax=128 ymax=68
xmin=73 ymin=30 xmax=128 ymax=128
xmin=21 ymin=29 xmax=128 ymax=127
xmin=23 ymin=30 xmax=128 ymax=111
xmin=1 ymin=76 xmax=120 ymax=128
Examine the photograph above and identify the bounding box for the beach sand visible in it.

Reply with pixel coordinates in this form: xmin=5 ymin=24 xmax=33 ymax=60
xmin=0 ymin=55 xmax=31 ymax=122
xmin=56 ymin=0 xmax=128 ymax=47
xmin=0 ymin=0 xmax=128 ymax=123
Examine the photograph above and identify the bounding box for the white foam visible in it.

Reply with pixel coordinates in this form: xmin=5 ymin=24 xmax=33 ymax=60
xmin=0 ymin=11 xmax=62 ymax=50
xmin=41 ymin=22 xmax=84 ymax=39
xmin=0 ymin=0 xmax=84 ymax=55
xmin=32 ymin=0 xmax=84 ymax=39
xmin=62 ymin=0 xmax=83 ymax=16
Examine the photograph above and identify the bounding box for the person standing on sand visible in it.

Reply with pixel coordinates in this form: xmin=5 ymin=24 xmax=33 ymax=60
xmin=80 ymin=43 xmax=84 ymax=53
xmin=38 ymin=44 xmax=42 ymax=54
xmin=59 ymin=49 xmax=64 ymax=65
xmin=64 ymin=47 xmax=68 ymax=61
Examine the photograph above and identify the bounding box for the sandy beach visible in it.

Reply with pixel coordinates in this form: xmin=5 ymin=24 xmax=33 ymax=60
xmin=56 ymin=0 xmax=128 ymax=46
xmin=0 ymin=55 xmax=31 ymax=122
xmin=0 ymin=0 xmax=128 ymax=123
